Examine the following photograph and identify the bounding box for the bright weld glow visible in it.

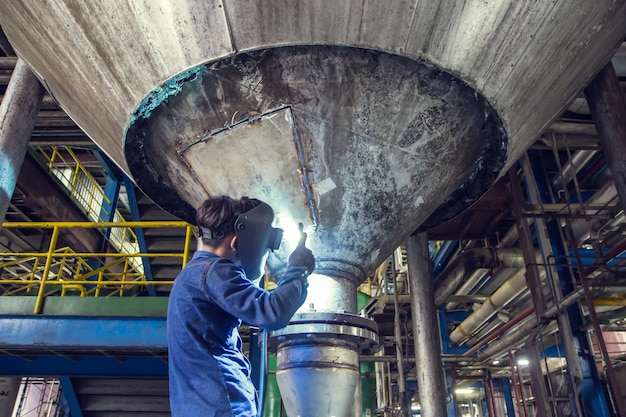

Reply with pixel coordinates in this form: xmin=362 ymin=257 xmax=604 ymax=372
xmin=275 ymin=212 xmax=309 ymax=253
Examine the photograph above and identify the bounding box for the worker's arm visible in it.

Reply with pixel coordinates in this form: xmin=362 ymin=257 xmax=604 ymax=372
xmin=203 ymin=259 xmax=307 ymax=330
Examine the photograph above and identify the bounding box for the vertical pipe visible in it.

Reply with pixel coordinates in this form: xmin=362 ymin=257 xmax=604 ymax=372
xmin=508 ymin=350 xmax=527 ymax=417
xmin=406 ymin=233 xmax=447 ymax=417
xmin=584 ymin=62 xmax=626 ymax=215
xmin=375 ymin=353 xmax=386 ymax=413
xmin=0 ymin=58 xmax=44 ymax=227
xmin=392 ymin=273 xmax=409 ymax=417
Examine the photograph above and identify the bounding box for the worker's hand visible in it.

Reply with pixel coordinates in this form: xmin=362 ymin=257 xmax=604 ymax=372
xmin=287 ymin=224 xmax=315 ymax=275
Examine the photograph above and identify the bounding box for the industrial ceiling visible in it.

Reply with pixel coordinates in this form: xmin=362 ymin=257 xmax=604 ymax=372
xmin=0 ymin=2 xmax=625 ymax=416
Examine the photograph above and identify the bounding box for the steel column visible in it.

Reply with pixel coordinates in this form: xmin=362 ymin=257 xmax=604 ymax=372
xmin=58 ymin=377 xmax=84 ymax=417
xmin=123 ymin=175 xmax=157 ymax=295
xmin=0 ymin=58 xmax=44 ymax=226
xmin=584 ymin=62 xmax=626 ymax=215
xmin=406 ymin=233 xmax=447 ymax=417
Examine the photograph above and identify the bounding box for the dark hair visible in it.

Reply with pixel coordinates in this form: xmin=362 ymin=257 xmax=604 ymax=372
xmin=196 ymin=196 xmax=262 ymax=244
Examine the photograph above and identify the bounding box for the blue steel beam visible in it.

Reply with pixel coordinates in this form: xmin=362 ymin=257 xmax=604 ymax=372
xmin=0 ymin=315 xmax=166 ymax=350
xmin=1 ymin=356 xmax=168 ymax=377
xmin=123 ymin=175 xmax=156 ymax=296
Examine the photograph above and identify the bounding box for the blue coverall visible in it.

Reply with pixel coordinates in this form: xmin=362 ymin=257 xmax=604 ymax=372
xmin=167 ymin=251 xmax=307 ymax=416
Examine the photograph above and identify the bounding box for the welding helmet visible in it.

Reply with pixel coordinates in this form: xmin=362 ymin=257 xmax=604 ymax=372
xmin=234 ymin=202 xmax=283 ymax=280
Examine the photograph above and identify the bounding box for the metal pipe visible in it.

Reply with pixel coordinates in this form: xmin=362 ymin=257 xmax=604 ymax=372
xmin=0 ymin=58 xmax=44 ymax=227
xmin=407 ymin=233 xmax=447 ymax=417
xmin=435 ymin=248 xmax=524 ymax=305
xmin=464 ymin=306 xmax=534 ymax=357
xmin=547 ymin=121 xmax=598 ymax=136
xmin=476 ymin=287 xmax=587 ymax=362
xmin=550 ymin=149 xmax=598 ymax=192
xmin=449 ymin=268 xmax=527 ymax=345
xmin=445 ymin=268 xmax=489 ymax=311
xmin=374 ymin=351 xmax=386 ymax=411
xmin=392 ymin=272 xmax=409 ymax=417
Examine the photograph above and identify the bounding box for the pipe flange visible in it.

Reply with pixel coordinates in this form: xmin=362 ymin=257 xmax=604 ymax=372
xmin=269 ymin=312 xmax=379 ymax=354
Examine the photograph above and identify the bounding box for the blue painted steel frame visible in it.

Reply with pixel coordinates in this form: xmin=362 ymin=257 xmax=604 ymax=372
xmin=527 ymin=150 xmax=610 ymax=417
xmin=59 ymin=377 xmax=84 ymax=417
xmin=432 ymin=241 xmax=458 ymax=279
xmin=93 ymin=150 xmax=157 ymax=295
xmin=123 ymin=175 xmax=157 ymax=296
xmin=0 ymin=315 xmax=168 ymax=377
xmin=1 ymin=356 xmax=168 ymax=377
xmin=0 ymin=315 xmax=166 ymax=349
xmin=493 ymin=377 xmax=515 ymax=417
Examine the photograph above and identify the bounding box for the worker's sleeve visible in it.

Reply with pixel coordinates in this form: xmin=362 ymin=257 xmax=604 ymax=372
xmin=202 ymin=259 xmax=307 ymax=330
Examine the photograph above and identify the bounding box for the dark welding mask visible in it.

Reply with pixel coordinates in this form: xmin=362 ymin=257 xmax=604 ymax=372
xmin=234 ymin=202 xmax=283 ymax=280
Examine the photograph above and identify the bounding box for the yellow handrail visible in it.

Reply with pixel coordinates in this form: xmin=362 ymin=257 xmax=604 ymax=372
xmin=0 ymin=222 xmax=195 ymax=313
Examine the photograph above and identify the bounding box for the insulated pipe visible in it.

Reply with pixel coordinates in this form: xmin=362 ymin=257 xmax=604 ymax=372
xmin=476 ymin=288 xmax=586 ymax=362
xmin=445 ymin=268 xmax=489 ymax=311
xmin=550 ymin=150 xmax=598 ymax=193
xmin=434 ymin=248 xmax=524 ymax=305
xmin=0 ymin=58 xmax=44 ymax=226
xmin=449 ymin=268 xmax=527 ymax=345
xmin=407 ymin=233 xmax=447 ymax=417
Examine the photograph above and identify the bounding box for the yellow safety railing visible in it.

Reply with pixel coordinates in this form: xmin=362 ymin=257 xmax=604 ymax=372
xmin=0 ymin=221 xmax=195 ymax=313
xmin=34 ymin=146 xmax=144 ymax=272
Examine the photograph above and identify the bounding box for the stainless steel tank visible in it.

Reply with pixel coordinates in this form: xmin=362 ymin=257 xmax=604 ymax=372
xmin=2 ymin=1 xmax=625 ymax=416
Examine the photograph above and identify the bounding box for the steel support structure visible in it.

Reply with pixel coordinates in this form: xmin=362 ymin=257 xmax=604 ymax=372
xmin=93 ymin=150 xmax=159 ymax=295
xmin=0 ymin=60 xmax=44 ymax=417
xmin=407 ymin=232 xmax=448 ymax=417
xmin=526 ymin=150 xmax=611 ymax=417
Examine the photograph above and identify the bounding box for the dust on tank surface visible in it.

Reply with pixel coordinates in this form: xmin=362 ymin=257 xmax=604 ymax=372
xmin=124 ymin=45 xmax=507 ymax=285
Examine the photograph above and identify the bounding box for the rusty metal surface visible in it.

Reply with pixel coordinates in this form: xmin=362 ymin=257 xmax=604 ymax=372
xmin=1 ymin=1 xmax=625 ymax=281
xmin=125 ymin=46 xmax=506 ymax=283
xmin=1 ymin=1 xmax=624 ymax=177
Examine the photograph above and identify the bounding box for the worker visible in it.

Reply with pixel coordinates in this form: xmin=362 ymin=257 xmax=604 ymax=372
xmin=167 ymin=195 xmax=315 ymax=417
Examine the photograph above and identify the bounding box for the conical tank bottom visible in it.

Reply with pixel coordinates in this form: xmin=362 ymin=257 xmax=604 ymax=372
xmin=276 ymin=341 xmax=360 ymax=417
xmin=125 ymin=45 xmax=507 ymax=284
